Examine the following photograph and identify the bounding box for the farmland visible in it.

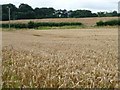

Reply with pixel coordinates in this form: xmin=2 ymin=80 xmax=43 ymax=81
xmin=2 ymin=27 xmax=119 ymax=88
xmin=1 ymin=17 xmax=118 ymax=26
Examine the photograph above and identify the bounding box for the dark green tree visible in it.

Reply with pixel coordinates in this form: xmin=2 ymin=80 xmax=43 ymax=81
xmin=97 ymin=12 xmax=106 ymax=17
xmin=1 ymin=3 xmax=118 ymax=21
xmin=2 ymin=3 xmax=18 ymax=20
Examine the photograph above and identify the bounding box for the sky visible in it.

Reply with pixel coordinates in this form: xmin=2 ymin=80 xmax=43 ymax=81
xmin=0 ymin=0 xmax=119 ymax=13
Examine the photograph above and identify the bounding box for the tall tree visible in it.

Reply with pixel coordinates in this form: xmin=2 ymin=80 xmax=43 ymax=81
xmin=16 ymin=3 xmax=35 ymax=19
xmin=2 ymin=3 xmax=17 ymax=20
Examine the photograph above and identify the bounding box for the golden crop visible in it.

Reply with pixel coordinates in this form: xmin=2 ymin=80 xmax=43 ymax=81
xmin=2 ymin=28 xmax=119 ymax=88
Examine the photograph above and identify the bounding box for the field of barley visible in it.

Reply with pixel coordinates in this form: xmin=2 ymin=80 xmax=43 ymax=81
xmin=2 ymin=27 xmax=119 ymax=88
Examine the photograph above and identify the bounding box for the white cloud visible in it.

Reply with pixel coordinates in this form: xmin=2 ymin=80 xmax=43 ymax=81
xmin=0 ymin=0 xmax=119 ymax=12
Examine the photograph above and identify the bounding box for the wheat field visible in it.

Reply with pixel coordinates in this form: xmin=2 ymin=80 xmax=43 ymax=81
xmin=2 ymin=28 xmax=119 ymax=88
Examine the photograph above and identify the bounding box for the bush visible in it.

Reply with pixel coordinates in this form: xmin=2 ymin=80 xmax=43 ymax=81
xmin=96 ymin=21 xmax=105 ymax=26
xmin=1 ymin=21 xmax=83 ymax=29
xmin=28 ymin=21 xmax=35 ymax=28
xmin=1 ymin=23 xmax=27 ymax=28
xmin=29 ymin=22 xmax=82 ymax=27
xmin=105 ymin=20 xmax=118 ymax=26
xmin=14 ymin=23 xmax=27 ymax=28
xmin=96 ymin=19 xmax=119 ymax=26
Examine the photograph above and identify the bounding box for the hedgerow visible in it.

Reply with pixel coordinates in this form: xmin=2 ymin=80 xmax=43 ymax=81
xmin=1 ymin=21 xmax=83 ymax=29
xmin=96 ymin=19 xmax=120 ymax=26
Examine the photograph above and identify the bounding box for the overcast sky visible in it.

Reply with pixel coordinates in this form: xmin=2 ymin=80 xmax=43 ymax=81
xmin=0 ymin=0 xmax=119 ymax=12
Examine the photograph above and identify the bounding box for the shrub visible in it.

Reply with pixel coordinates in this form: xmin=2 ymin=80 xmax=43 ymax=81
xmin=1 ymin=23 xmax=27 ymax=28
xmin=28 ymin=21 xmax=35 ymax=28
xmin=14 ymin=23 xmax=27 ymax=28
xmin=96 ymin=19 xmax=119 ymax=26
xmin=1 ymin=21 xmax=83 ymax=29
xmin=104 ymin=20 xmax=118 ymax=26
xmin=96 ymin=21 xmax=105 ymax=26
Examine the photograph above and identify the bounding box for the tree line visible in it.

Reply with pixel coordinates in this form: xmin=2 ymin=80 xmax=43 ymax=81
xmin=2 ymin=3 xmax=119 ymax=21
